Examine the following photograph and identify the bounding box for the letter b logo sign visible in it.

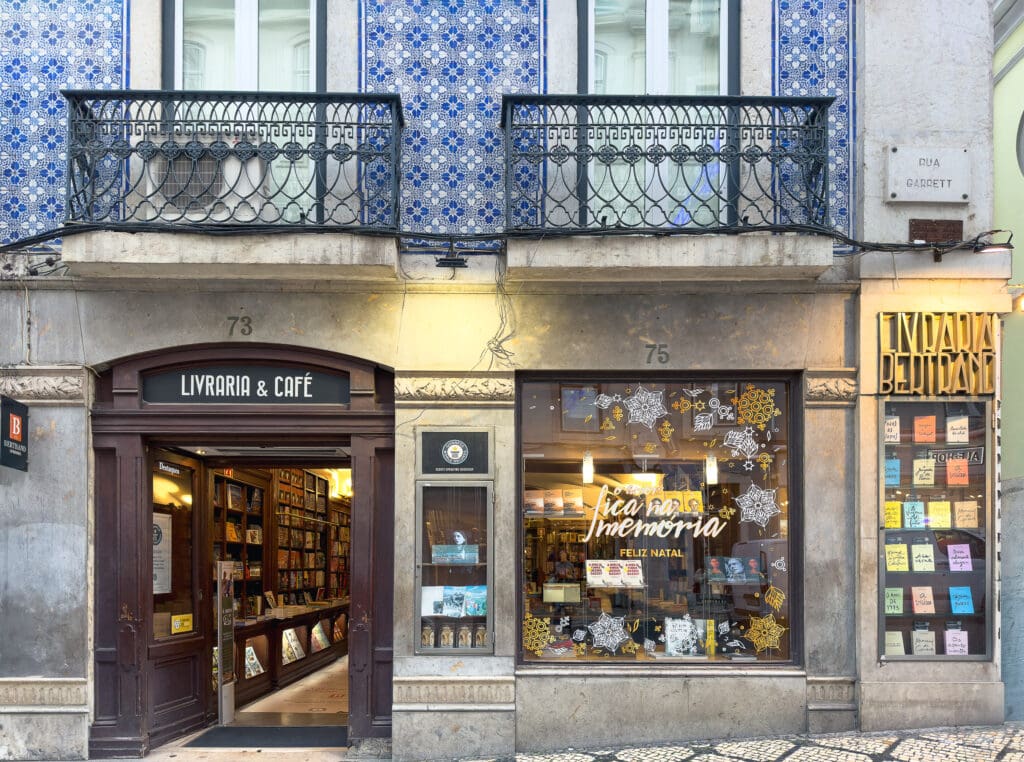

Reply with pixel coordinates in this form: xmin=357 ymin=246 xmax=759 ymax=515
xmin=9 ymin=413 xmax=22 ymax=442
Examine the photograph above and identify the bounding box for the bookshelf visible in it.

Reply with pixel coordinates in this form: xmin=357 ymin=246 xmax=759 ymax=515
xmin=212 ymin=470 xmax=268 ymax=621
xmin=273 ymin=469 xmax=334 ymax=604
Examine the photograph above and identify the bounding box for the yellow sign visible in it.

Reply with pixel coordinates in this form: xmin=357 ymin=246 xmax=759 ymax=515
xmin=879 ymin=312 xmax=997 ymax=395
xmin=171 ymin=613 xmax=193 ymax=634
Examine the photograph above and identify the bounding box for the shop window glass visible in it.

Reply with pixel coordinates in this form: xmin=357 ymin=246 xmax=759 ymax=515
xmin=520 ymin=379 xmax=794 ymax=663
xmin=152 ymin=461 xmax=196 ymax=639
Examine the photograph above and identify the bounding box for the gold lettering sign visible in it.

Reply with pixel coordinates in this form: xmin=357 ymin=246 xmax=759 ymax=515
xmin=878 ymin=312 xmax=997 ymax=395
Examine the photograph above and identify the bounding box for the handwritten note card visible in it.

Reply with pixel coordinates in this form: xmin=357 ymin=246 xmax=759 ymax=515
xmin=949 ymin=586 xmax=975 ymax=614
xmin=884 ymin=501 xmax=903 ymax=529
xmin=911 ymin=586 xmax=935 ymax=614
xmin=944 ymin=629 xmax=969 ymax=655
xmin=953 ymin=501 xmax=979 ymax=528
xmin=946 ymin=415 xmax=970 ymax=444
xmin=914 ymin=415 xmax=937 ymax=443
xmin=912 ymin=629 xmax=936 ymax=655
xmin=946 ymin=458 xmax=969 ymax=486
xmin=913 ymin=458 xmax=935 ymax=486
xmin=885 ymin=458 xmax=901 ymax=486
xmin=911 ymin=543 xmax=935 ymax=572
xmin=926 ymin=501 xmax=951 ymax=529
xmin=885 ymin=587 xmax=904 ymax=615
xmin=903 ymin=501 xmax=926 ymax=529
xmin=947 ymin=543 xmax=973 ymax=572
xmin=885 ymin=630 xmax=906 ymax=655
xmin=884 ymin=415 xmax=902 ymax=443
xmin=886 ymin=544 xmax=910 ymax=572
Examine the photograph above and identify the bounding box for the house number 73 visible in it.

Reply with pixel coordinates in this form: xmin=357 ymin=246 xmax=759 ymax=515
xmin=645 ymin=343 xmax=669 ymax=364
xmin=227 ymin=316 xmax=253 ymax=336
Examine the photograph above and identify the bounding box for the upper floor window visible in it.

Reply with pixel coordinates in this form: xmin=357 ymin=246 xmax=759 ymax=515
xmin=587 ymin=0 xmax=730 ymax=95
xmin=174 ymin=0 xmax=317 ymax=91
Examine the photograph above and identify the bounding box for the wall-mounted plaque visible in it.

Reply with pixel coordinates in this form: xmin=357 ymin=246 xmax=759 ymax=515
xmin=886 ymin=145 xmax=970 ymax=204
xmin=142 ymin=365 xmax=350 ymax=405
xmin=419 ymin=430 xmax=491 ymax=477
xmin=1 ymin=395 xmax=28 ymax=471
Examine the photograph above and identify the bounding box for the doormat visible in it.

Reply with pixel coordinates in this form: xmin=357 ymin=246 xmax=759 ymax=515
xmin=184 ymin=724 xmax=348 ymax=748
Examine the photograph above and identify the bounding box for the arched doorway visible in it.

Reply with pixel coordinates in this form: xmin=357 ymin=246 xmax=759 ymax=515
xmin=87 ymin=344 xmax=394 ymax=757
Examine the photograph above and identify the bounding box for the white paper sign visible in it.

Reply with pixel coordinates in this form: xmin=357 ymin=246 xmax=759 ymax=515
xmin=884 ymin=416 xmax=901 ymax=443
xmin=153 ymin=513 xmax=173 ymax=595
xmin=946 ymin=416 xmax=969 ymax=444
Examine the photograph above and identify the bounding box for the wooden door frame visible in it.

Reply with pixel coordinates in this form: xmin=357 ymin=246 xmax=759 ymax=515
xmin=88 ymin=344 xmax=395 ymax=757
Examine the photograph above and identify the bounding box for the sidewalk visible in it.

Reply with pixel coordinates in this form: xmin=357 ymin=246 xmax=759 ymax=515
xmin=93 ymin=722 xmax=1024 ymax=762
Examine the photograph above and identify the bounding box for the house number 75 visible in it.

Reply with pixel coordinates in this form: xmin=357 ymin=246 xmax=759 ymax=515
xmin=645 ymin=343 xmax=669 ymax=364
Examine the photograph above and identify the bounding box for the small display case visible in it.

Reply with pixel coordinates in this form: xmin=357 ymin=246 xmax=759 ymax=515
xmin=415 ymin=481 xmax=493 ymax=653
xmin=878 ymin=400 xmax=992 ymax=659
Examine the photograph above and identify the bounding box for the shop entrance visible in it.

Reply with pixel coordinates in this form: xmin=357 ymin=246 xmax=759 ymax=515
xmin=88 ymin=345 xmax=394 ymax=757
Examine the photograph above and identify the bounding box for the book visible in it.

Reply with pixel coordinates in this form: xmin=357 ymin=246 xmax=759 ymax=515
xmin=432 ymin=544 xmax=479 ymax=564
xmin=463 ymin=585 xmax=487 ymax=617
xmin=621 ymin=560 xmax=644 ymax=588
xmin=944 ymin=628 xmax=969 ymax=655
xmin=884 ymin=458 xmax=901 ymax=486
xmin=926 ymin=501 xmax=951 ymax=529
xmin=543 ymin=489 xmax=565 ymax=515
xmin=680 ymin=489 xmax=705 ymax=513
xmin=244 ymin=645 xmax=265 ymax=678
xmin=226 ymin=522 xmax=242 ymax=542
xmin=884 ymin=501 xmax=902 ymax=529
xmin=562 ymin=488 xmax=586 ymax=515
xmin=913 ymin=415 xmax=936 ymax=443
xmin=953 ymin=500 xmax=980 ymax=528
xmin=911 ymin=629 xmax=936 ymax=655
xmin=910 ymin=543 xmax=935 ymax=572
xmin=910 ymin=586 xmax=935 ymax=614
xmin=947 ymin=543 xmax=973 ymax=571
xmin=884 ymin=630 xmax=905 ymax=655
xmin=902 ymin=501 xmax=925 ymax=529
xmin=310 ymin=621 xmax=331 ymax=653
xmin=281 ymin=628 xmax=305 ymax=665
xmin=885 ymin=544 xmax=909 ymax=572
xmin=442 ymin=586 xmax=467 ymax=617
xmin=948 ymin=586 xmax=974 ymax=614
xmin=523 ymin=490 xmax=545 ymax=515
xmin=945 ymin=458 xmax=969 ymax=486
xmin=912 ymin=458 xmax=935 ymax=486
xmin=884 ymin=415 xmax=901 ymax=443
xmin=946 ymin=415 xmax=970 ymax=444
xmin=227 ymin=483 xmax=245 ymax=511
xmin=585 ymin=559 xmax=608 ymax=586
xmin=884 ymin=587 xmax=904 ymax=615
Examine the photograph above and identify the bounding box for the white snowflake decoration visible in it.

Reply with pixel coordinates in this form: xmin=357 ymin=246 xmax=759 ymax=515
xmin=594 ymin=393 xmax=616 ymax=409
xmin=734 ymin=483 xmax=781 ymax=528
xmin=644 ymin=638 xmax=656 ymax=654
xmin=710 ymin=398 xmax=735 ymax=422
xmin=623 ymin=386 xmax=668 ymax=429
xmin=694 ymin=412 xmax=714 ymax=432
xmin=724 ymin=427 xmax=759 ymax=460
xmin=571 ymin=628 xmax=587 ymax=642
xmin=587 ymin=612 xmax=630 ymax=652
xmin=772 ymin=557 xmax=788 ymax=572
xmin=680 ymin=388 xmax=704 ymax=398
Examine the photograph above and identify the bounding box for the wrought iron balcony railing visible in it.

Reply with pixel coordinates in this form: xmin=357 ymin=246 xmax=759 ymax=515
xmin=502 ymin=95 xmax=832 ymax=236
xmin=63 ymin=90 xmax=403 ymax=231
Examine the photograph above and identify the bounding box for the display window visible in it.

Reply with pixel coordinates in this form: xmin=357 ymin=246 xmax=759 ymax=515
xmin=519 ymin=378 xmax=795 ymax=663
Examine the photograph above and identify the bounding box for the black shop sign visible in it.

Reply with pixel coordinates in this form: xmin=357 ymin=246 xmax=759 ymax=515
xmin=142 ymin=365 xmax=350 ymax=405
xmin=1 ymin=395 xmax=28 ymax=471
xmin=420 ymin=430 xmax=490 ymax=476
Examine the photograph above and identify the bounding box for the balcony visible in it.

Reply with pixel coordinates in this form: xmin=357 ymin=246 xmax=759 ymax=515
xmin=61 ymin=90 xmax=402 ymax=278
xmin=501 ymin=95 xmax=835 ymax=280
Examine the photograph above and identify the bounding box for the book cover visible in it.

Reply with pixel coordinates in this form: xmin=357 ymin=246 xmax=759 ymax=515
xmin=948 ymin=586 xmax=974 ymax=614
xmin=421 ymin=586 xmax=445 ymax=616
xmin=244 ymin=645 xmax=265 ymax=678
xmin=664 ymin=615 xmax=700 ymax=656
xmin=523 ymin=490 xmax=545 ymax=515
xmin=902 ymin=501 xmax=925 ymax=529
xmin=884 ymin=501 xmax=902 ymax=529
xmin=945 ymin=458 xmax=969 ymax=486
xmin=226 ymin=522 xmax=242 ymax=542
xmin=680 ymin=489 xmax=705 ymax=513
xmin=604 ymin=560 xmax=625 ymax=586
xmin=884 ymin=630 xmax=905 ymax=655
xmin=911 ymin=629 xmax=936 ymax=655
xmin=884 ymin=415 xmax=901 ymax=443
xmin=432 ymin=544 xmax=479 ymax=564
xmin=913 ymin=415 xmax=936 ymax=443
xmin=543 ymin=489 xmax=565 ymax=515
xmin=621 ymin=560 xmax=644 ymax=587
xmin=285 ymin=627 xmax=306 ymax=660
xmin=910 ymin=586 xmax=935 ymax=614
xmin=926 ymin=501 xmax=951 ymax=529
xmin=884 ymin=458 xmax=901 ymax=486
xmin=944 ymin=628 xmax=969 ymax=655
xmin=946 ymin=415 xmax=970 ymax=444
xmin=463 ymin=585 xmax=487 ymax=616
xmin=562 ymin=488 xmax=585 ymax=515
xmin=884 ymin=587 xmax=904 ymax=615
xmin=885 ymin=544 xmax=910 ymax=572
xmin=910 ymin=543 xmax=935 ymax=572
xmin=585 ymin=559 xmax=607 ymax=587
xmin=310 ymin=621 xmax=331 ymax=653
xmin=912 ymin=458 xmax=935 ymax=486
xmin=442 ymin=586 xmax=467 ymax=617
xmin=947 ymin=543 xmax=973 ymax=571
xmin=953 ymin=500 xmax=980 ymax=528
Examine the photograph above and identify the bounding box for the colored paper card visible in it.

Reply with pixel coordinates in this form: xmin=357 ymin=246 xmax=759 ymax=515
xmin=946 ymin=458 xmax=969 ymax=486
xmin=884 ymin=416 xmax=901 ymax=443
xmin=949 ymin=586 xmax=974 ymax=614
xmin=953 ymin=500 xmax=979 ymax=528
xmin=944 ymin=629 xmax=969 ymax=655
xmin=946 ymin=415 xmax=970 ymax=444
xmin=884 ymin=501 xmax=903 ymax=529
xmin=902 ymin=501 xmax=926 ymax=529
xmin=884 ymin=587 xmax=904 ymax=615
xmin=910 ymin=586 xmax=935 ymax=614
xmin=911 ymin=543 xmax=935 ymax=572
xmin=947 ymin=544 xmax=973 ymax=572
xmin=912 ymin=458 xmax=935 ymax=486
xmin=884 ymin=630 xmax=906 ymax=655
xmin=885 ymin=544 xmax=910 ymax=572
xmin=884 ymin=458 xmax=901 ymax=486
xmin=913 ymin=415 xmax=937 ymax=443
xmin=926 ymin=501 xmax=951 ymax=529
xmin=911 ymin=629 xmax=936 ymax=655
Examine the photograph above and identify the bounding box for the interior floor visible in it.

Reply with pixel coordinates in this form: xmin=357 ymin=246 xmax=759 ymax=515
xmin=232 ymin=655 xmax=349 ymax=727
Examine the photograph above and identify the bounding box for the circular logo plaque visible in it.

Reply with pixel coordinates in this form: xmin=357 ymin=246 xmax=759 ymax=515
xmin=441 ymin=439 xmax=469 ymax=465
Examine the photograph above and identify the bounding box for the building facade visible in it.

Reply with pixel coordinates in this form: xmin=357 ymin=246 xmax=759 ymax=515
xmin=0 ymin=1 xmax=1013 ymax=760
